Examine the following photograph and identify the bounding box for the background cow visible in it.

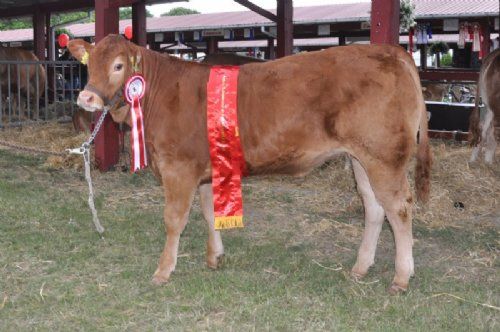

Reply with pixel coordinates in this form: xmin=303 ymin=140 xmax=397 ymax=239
xmin=421 ymin=82 xmax=447 ymax=101
xmin=0 ymin=46 xmax=46 ymax=120
xmin=469 ymin=48 xmax=500 ymax=164
xmin=200 ymin=53 xmax=266 ymax=65
xmin=68 ymin=35 xmax=431 ymax=294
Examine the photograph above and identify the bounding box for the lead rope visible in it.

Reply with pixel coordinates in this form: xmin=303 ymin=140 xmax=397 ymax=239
xmin=67 ymin=108 xmax=109 ymax=235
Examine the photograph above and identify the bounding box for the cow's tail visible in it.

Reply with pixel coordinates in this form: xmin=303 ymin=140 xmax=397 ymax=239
xmin=415 ymin=103 xmax=432 ymax=203
xmin=468 ymin=84 xmax=481 ymax=147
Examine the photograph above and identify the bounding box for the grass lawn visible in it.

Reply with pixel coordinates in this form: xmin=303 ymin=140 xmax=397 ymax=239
xmin=0 ymin=145 xmax=498 ymax=331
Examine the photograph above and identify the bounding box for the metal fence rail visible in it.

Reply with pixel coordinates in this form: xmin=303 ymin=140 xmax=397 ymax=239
xmin=0 ymin=60 xmax=84 ymax=127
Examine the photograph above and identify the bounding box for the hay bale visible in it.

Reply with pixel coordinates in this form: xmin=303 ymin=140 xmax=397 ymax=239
xmin=0 ymin=122 xmax=89 ymax=170
xmin=412 ymin=142 xmax=499 ymax=227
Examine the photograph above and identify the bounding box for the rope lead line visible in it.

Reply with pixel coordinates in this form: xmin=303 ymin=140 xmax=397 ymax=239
xmin=84 ymin=147 xmax=105 ymax=234
xmin=68 ymin=109 xmax=109 ymax=235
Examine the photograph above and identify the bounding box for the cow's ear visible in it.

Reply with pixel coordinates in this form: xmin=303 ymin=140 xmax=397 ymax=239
xmin=67 ymin=39 xmax=94 ymax=64
xmin=129 ymin=49 xmax=142 ymax=72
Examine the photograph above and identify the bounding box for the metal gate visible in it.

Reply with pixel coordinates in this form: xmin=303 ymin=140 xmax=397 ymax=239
xmin=0 ymin=60 xmax=84 ymax=127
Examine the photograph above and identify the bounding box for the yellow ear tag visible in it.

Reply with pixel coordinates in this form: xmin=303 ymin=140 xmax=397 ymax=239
xmin=130 ymin=55 xmax=141 ymax=73
xmin=81 ymin=51 xmax=89 ymax=65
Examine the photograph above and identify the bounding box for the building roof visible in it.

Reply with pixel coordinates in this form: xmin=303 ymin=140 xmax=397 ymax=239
xmin=0 ymin=0 xmax=184 ymax=11
xmin=415 ymin=0 xmax=499 ymax=19
xmin=0 ymin=0 xmax=498 ymax=43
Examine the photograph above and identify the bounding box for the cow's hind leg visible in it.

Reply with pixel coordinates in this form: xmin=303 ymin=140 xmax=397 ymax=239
xmin=482 ymin=110 xmax=497 ymax=164
xmin=359 ymin=161 xmax=414 ymax=294
xmin=199 ymin=183 xmax=225 ymax=269
xmin=351 ymin=158 xmax=385 ymax=279
xmin=152 ymin=168 xmax=198 ymax=285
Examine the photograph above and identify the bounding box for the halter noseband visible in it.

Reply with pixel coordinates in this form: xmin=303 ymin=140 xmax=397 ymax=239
xmin=84 ymin=83 xmax=124 ymax=111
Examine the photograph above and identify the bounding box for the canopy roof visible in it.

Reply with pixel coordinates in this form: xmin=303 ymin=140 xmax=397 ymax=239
xmin=0 ymin=0 xmax=185 ymax=17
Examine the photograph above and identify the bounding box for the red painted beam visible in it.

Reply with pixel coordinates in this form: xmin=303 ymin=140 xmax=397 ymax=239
xmin=266 ymin=37 xmax=275 ymax=60
xmin=480 ymin=20 xmax=491 ymax=59
xmin=33 ymin=11 xmax=46 ymax=60
xmin=234 ymin=0 xmax=277 ymax=22
xmin=94 ymin=1 xmax=121 ymax=171
xmin=0 ymin=0 xmax=93 ymax=18
xmin=45 ymin=13 xmax=52 ymax=60
xmin=132 ymin=0 xmax=147 ymax=46
xmin=370 ymin=0 xmax=400 ymax=45
xmin=95 ymin=1 xmax=119 ymax=41
xmin=276 ymin=0 xmax=293 ymax=58
xmin=207 ymin=37 xmax=219 ymax=54
xmin=419 ymin=70 xmax=479 ymax=82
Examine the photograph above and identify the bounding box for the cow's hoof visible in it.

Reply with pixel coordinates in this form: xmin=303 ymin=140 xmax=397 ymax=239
xmin=350 ymin=269 xmax=366 ymax=281
xmin=387 ymin=282 xmax=407 ymax=295
xmin=151 ymin=271 xmax=171 ymax=285
xmin=207 ymin=254 xmax=225 ymax=270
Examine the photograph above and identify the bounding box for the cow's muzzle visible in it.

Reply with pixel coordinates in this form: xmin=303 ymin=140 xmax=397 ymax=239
xmin=77 ymin=84 xmax=124 ymax=112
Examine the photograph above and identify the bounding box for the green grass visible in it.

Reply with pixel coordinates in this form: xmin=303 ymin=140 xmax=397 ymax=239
xmin=0 ymin=150 xmax=498 ymax=331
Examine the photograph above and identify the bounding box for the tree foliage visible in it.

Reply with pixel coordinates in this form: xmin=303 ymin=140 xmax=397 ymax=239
xmin=400 ymin=0 xmax=416 ymax=32
xmin=0 ymin=18 xmax=32 ymax=30
xmin=0 ymin=7 xmax=154 ymax=31
xmin=429 ymin=41 xmax=450 ymax=55
xmin=0 ymin=11 xmax=94 ymax=31
xmin=119 ymin=7 xmax=153 ymax=20
xmin=51 ymin=11 xmax=94 ymax=25
xmin=55 ymin=27 xmax=75 ymax=39
xmin=161 ymin=7 xmax=200 ymax=16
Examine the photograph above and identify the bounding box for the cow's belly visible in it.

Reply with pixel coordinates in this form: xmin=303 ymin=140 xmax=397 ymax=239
xmin=245 ymin=147 xmax=345 ymax=176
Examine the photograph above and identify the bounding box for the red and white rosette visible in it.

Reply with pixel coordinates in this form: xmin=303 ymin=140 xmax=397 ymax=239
xmin=124 ymin=74 xmax=148 ymax=172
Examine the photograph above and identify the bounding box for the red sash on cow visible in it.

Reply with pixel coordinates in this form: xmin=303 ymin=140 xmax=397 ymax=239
xmin=207 ymin=66 xmax=246 ymax=230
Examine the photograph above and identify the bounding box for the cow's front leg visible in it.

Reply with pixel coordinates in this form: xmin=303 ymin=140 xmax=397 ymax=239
xmin=199 ymin=183 xmax=225 ymax=269
xmin=152 ymin=169 xmax=198 ymax=285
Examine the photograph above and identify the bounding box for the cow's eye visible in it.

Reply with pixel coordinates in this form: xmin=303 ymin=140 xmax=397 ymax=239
xmin=114 ymin=63 xmax=123 ymax=71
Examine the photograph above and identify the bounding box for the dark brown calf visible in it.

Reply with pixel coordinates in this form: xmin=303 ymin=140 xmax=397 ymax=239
xmin=68 ymin=35 xmax=431 ymax=294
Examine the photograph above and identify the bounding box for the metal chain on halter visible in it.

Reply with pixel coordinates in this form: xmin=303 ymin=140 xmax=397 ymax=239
xmin=0 ymin=140 xmax=68 ymax=157
xmin=67 ymin=109 xmax=109 ymax=235
xmin=67 ymin=108 xmax=109 ymax=155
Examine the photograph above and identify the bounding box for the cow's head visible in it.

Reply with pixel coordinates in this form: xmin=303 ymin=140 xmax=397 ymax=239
xmin=68 ymin=35 xmax=141 ymax=113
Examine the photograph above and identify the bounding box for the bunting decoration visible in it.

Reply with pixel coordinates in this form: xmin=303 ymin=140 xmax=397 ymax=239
xmin=472 ymin=23 xmax=484 ymax=59
xmin=459 ymin=22 xmax=486 ymax=59
xmin=409 ymin=27 xmax=415 ymax=53
xmin=415 ymin=24 xmax=432 ymax=45
xmin=207 ymin=66 xmax=246 ymax=230
xmin=124 ymin=74 xmax=148 ymax=172
xmin=458 ymin=23 xmax=467 ymax=49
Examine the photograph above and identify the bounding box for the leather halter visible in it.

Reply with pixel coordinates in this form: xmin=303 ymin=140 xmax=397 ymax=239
xmin=84 ymin=83 xmax=124 ymax=111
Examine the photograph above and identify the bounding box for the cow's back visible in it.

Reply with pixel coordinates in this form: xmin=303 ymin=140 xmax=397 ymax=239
xmin=235 ymin=45 xmax=423 ymax=174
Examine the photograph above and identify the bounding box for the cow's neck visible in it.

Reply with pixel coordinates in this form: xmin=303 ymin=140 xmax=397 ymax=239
xmin=137 ymin=48 xmax=207 ymax=124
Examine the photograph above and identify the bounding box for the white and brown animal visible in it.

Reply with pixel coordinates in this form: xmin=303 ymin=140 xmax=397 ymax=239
xmin=469 ymin=48 xmax=500 ymax=164
xmin=68 ymin=35 xmax=432 ymax=294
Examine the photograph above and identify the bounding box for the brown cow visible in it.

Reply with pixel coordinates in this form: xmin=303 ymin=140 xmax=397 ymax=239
xmin=68 ymin=35 xmax=431 ymax=294
xmin=421 ymin=82 xmax=447 ymax=102
xmin=0 ymin=46 xmax=46 ymax=119
xmin=469 ymin=48 xmax=500 ymax=164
